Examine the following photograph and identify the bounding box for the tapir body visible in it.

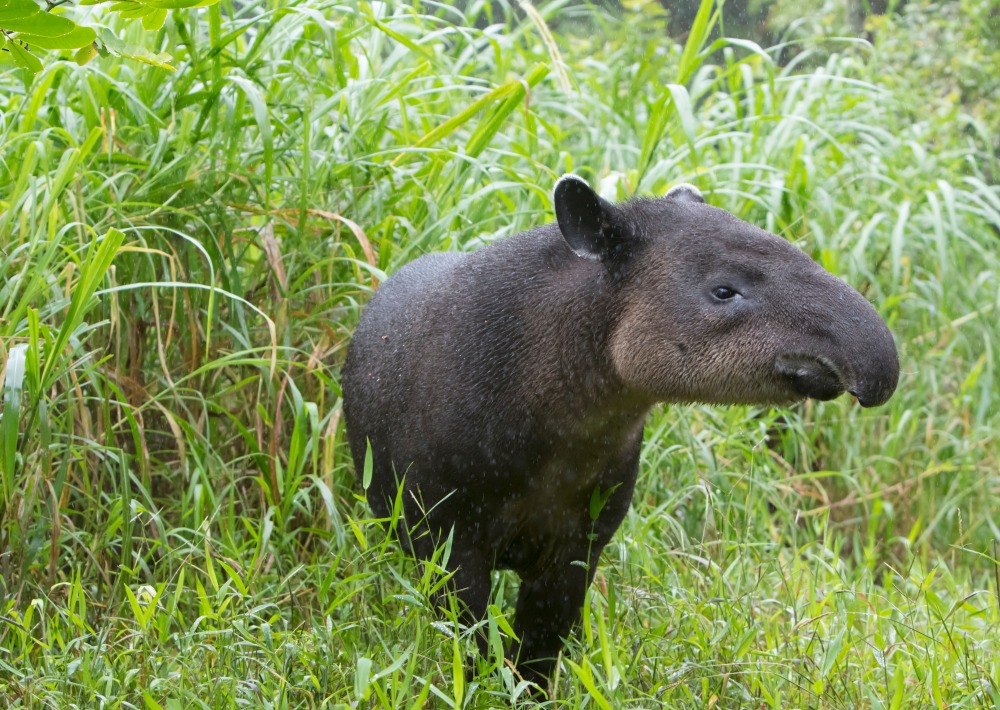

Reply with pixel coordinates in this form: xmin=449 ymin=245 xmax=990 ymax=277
xmin=341 ymin=177 xmax=899 ymax=686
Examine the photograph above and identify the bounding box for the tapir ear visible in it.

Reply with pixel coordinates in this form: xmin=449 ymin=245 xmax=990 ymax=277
xmin=665 ymin=183 xmax=705 ymax=203
xmin=553 ymin=175 xmax=618 ymax=261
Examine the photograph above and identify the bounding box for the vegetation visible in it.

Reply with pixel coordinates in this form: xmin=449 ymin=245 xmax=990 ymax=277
xmin=0 ymin=0 xmax=217 ymax=78
xmin=1 ymin=0 xmax=997 ymax=706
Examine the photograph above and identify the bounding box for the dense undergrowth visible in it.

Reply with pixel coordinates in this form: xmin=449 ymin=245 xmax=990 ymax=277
xmin=1 ymin=0 xmax=998 ymax=706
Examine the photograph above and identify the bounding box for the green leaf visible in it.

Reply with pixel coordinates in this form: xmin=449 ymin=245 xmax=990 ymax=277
xmin=566 ymin=660 xmax=613 ymax=710
xmin=353 ymin=656 xmax=372 ymax=702
xmin=362 ymin=438 xmax=373 ymax=490
xmin=820 ymin=627 xmax=845 ymax=678
xmin=395 ymin=64 xmax=549 ymax=166
xmin=228 ymin=75 xmax=273 ymax=192
xmin=123 ymin=586 xmax=148 ymax=631
xmin=134 ymin=0 xmax=220 ymax=8
xmin=142 ymin=8 xmax=168 ymax=30
xmin=465 ymin=63 xmax=549 ymax=158
xmin=701 ymin=36 xmax=772 ymax=64
xmin=0 ymin=0 xmax=41 ymax=23
xmin=2 ymin=11 xmax=77 ymax=37
xmin=451 ymin=631 xmax=464 ymax=706
xmin=111 ymin=2 xmax=158 ymax=20
xmin=5 ymin=37 xmax=43 ymax=75
xmin=75 ymin=43 xmax=99 ymax=65
xmin=38 ymin=229 xmax=125 ymax=395
xmin=487 ymin=604 xmax=517 ymax=640
xmin=16 ymin=25 xmax=97 ymax=50
xmin=676 ymin=0 xmax=719 ymax=86
xmin=888 ymin=663 xmax=906 ymax=710
xmin=637 ymin=83 xmax=696 ymax=181
xmin=589 ymin=482 xmax=622 ymax=521
xmin=589 ymin=485 xmax=603 ymax=521
xmin=142 ymin=690 xmax=165 ymax=710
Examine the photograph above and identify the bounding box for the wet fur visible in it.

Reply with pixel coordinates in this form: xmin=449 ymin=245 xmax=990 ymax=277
xmin=341 ymin=179 xmax=899 ymax=686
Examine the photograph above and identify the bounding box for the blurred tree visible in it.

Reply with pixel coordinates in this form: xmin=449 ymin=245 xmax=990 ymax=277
xmin=657 ymin=0 xmax=913 ymax=43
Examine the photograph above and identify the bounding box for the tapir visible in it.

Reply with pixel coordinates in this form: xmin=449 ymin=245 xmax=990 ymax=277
xmin=341 ymin=176 xmax=899 ymax=686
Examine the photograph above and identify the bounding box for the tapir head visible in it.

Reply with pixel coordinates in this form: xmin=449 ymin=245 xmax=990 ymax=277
xmin=554 ymin=175 xmax=900 ymax=408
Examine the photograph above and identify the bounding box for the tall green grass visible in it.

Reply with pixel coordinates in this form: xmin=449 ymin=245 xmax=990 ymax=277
xmin=1 ymin=0 xmax=997 ymax=706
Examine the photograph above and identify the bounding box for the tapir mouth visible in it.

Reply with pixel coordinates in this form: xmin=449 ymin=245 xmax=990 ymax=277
xmin=775 ymin=353 xmax=847 ymax=403
xmin=775 ymin=352 xmax=896 ymax=408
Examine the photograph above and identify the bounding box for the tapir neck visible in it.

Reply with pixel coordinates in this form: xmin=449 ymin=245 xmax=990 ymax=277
xmin=508 ymin=248 xmax=651 ymax=439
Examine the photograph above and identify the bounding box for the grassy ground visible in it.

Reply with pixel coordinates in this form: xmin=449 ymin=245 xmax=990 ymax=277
xmin=1 ymin=0 xmax=998 ymax=707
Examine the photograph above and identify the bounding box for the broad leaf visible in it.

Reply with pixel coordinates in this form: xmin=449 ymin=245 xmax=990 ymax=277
xmin=74 ymin=43 xmax=99 ymax=66
xmin=16 ymin=25 xmax=97 ymax=50
xmin=0 ymin=0 xmax=41 ymax=23
xmin=142 ymin=8 xmax=168 ymax=30
xmin=4 ymin=37 xmax=43 ymax=75
xmin=1 ymin=11 xmax=76 ymax=37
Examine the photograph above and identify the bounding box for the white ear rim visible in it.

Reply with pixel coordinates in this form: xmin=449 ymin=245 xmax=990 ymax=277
xmin=553 ymin=173 xmax=589 ymax=198
xmin=665 ymin=183 xmax=704 ymax=201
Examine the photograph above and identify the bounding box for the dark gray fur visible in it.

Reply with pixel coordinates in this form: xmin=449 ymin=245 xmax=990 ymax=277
xmin=341 ymin=176 xmax=899 ymax=686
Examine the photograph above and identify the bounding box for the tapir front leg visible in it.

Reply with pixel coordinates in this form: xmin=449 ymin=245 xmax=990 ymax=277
xmin=420 ymin=540 xmax=493 ymax=667
xmin=511 ymin=546 xmax=601 ymax=687
xmin=511 ymin=466 xmax=637 ymax=687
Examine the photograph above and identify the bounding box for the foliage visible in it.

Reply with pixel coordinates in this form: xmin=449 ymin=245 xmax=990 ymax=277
xmin=871 ymin=0 xmax=1000 ymax=156
xmin=0 ymin=0 xmax=218 ymax=81
xmin=0 ymin=0 xmax=998 ymax=706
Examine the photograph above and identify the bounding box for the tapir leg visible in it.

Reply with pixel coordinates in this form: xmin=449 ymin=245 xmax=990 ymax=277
xmin=511 ymin=468 xmax=637 ymax=687
xmin=403 ymin=489 xmax=494 ymax=660
xmin=511 ymin=550 xmax=599 ymax=686
xmin=429 ymin=546 xmax=492 ymax=660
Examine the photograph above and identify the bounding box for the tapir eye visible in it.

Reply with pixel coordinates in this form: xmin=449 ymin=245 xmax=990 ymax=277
xmin=712 ymin=286 xmax=740 ymax=301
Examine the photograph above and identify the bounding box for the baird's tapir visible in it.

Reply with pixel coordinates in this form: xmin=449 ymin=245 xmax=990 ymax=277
xmin=341 ymin=176 xmax=899 ymax=686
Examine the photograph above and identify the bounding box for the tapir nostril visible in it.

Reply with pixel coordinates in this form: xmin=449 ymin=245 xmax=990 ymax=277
xmin=775 ymin=354 xmax=846 ymax=402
